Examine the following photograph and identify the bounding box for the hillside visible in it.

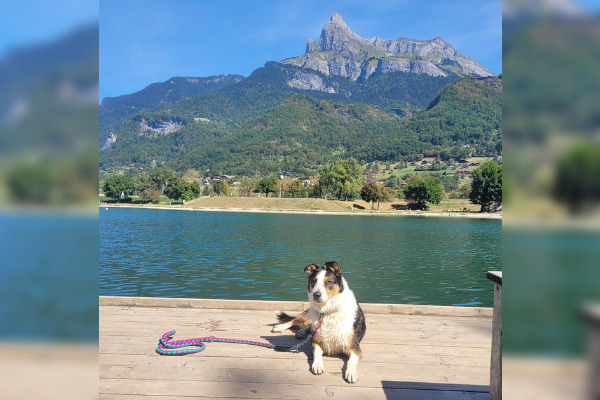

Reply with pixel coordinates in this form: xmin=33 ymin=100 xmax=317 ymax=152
xmin=353 ymin=76 xmax=502 ymax=161
xmin=100 ymin=76 xmax=501 ymax=176
xmin=99 ymin=74 xmax=244 ymax=148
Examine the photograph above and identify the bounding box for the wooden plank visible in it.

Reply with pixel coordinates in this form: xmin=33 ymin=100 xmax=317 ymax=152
xmin=99 ymin=324 xmax=491 ymax=345
xmin=100 ymin=346 xmax=490 ymax=367
xmin=99 ymin=306 xmax=490 ymax=323
xmin=99 ymin=340 xmax=492 ymax=360
xmin=100 ymin=296 xmax=492 ymax=317
xmin=99 ymin=364 xmax=489 ymax=389
xmin=98 ymin=312 xmax=491 ymax=332
xmin=100 ymin=378 xmax=480 ymax=399
xmin=100 ymin=389 xmax=482 ymax=400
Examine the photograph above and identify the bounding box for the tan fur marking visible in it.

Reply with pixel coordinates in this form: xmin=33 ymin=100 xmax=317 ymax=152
xmin=304 ymin=263 xmax=319 ymax=275
xmin=348 ymin=332 xmax=362 ymax=358
xmin=291 ymin=313 xmax=312 ymax=329
xmin=324 ymin=278 xmax=341 ymax=299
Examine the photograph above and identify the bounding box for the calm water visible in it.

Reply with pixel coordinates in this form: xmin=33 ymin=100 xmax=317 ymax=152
xmin=99 ymin=207 xmax=501 ymax=307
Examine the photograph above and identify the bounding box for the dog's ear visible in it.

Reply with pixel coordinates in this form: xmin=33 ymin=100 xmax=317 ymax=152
xmin=325 ymin=261 xmax=342 ymax=277
xmin=304 ymin=263 xmax=321 ymax=275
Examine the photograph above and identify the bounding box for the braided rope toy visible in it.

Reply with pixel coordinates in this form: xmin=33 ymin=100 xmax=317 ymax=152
xmin=156 ymin=322 xmax=321 ymax=356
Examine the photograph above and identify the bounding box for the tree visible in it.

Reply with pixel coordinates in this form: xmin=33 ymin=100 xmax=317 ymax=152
xmin=553 ymin=142 xmax=600 ymax=214
xmin=440 ymin=174 xmax=460 ymax=193
xmin=287 ymin=179 xmax=306 ymax=198
xmin=135 ymin=171 xmax=156 ymax=202
xmin=151 ymin=167 xmax=176 ymax=194
xmin=403 ymin=176 xmax=443 ymax=210
xmin=239 ymin=178 xmax=257 ymax=197
xmin=150 ymin=190 xmax=162 ymax=204
xmin=255 ymin=176 xmax=278 ymax=197
xmin=182 ymin=168 xmax=199 ymax=181
xmin=164 ymin=177 xmax=201 ymax=202
xmin=212 ymin=180 xmax=230 ymax=196
xmin=6 ymin=163 xmax=53 ymax=204
xmin=469 ymin=161 xmax=502 ymax=212
xmin=103 ymin=174 xmax=135 ymax=202
xmin=317 ymin=158 xmax=363 ymax=200
xmin=361 ymin=182 xmax=392 ymax=209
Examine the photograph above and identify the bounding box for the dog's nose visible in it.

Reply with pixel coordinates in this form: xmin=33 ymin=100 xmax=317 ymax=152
xmin=312 ymin=292 xmax=321 ymax=300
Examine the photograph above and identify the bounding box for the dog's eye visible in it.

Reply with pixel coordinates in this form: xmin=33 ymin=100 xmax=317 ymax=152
xmin=311 ymin=278 xmax=317 ymax=285
xmin=327 ymin=281 xmax=334 ymax=288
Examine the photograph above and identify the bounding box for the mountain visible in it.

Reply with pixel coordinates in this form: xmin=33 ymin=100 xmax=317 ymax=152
xmin=99 ymin=60 xmax=458 ymax=150
xmin=99 ymin=74 xmax=244 ymax=148
xmin=99 ymin=13 xmax=500 ymax=176
xmin=99 ymin=76 xmax=501 ymax=176
xmin=282 ymin=13 xmax=494 ymax=82
xmin=352 ymin=76 xmax=502 ymax=162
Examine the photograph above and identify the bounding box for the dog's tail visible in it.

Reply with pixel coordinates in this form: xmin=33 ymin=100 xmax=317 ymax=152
xmin=275 ymin=310 xmax=295 ymax=323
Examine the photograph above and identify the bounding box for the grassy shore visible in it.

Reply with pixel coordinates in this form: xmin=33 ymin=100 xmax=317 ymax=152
xmin=101 ymin=196 xmax=501 ymax=219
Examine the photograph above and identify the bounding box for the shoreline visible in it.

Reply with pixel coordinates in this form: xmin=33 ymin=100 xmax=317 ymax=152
xmin=100 ymin=203 xmax=502 ymax=219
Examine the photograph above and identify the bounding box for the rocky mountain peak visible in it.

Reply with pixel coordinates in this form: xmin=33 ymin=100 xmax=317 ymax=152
xmin=284 ymin=13 xmax=494 ymax=82
xmin=330 ymin=12 xmax=345 ymax=25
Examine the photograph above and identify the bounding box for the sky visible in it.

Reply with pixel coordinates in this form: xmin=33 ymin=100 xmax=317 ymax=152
xmin=4 ymin=1 xmax=600 ymax=102
xmin=99 ymin=0 xmax=503 ymax=102
xmin=0 ymin=0 xmax=98 ymax=57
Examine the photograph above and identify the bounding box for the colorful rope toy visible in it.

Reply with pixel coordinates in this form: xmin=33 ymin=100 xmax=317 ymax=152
xmin=156 ymin=322 xmax=321 ymax=356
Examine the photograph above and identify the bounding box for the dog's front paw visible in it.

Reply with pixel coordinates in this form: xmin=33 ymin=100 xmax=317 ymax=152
xmin=311 ymin=360 xmax=324 ymax=375
xmin=344 ymin=368 xmax=358 ymax=384
xmin=271 ymin=323 xmax=287 ymax=333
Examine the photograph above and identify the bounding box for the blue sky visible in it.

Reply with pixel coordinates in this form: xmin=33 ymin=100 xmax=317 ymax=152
xmin=0 ymin=0 xmax=98 ymax=57
xmin=99 ymin=0 xmax=503 ymax=102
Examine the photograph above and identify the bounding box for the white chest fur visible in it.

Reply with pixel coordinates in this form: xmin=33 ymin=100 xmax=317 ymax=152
xmin=309 ymin=284 xmax=358 ymax=356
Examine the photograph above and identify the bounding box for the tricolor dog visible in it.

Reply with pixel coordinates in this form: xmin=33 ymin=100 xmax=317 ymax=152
xmin=271 ymin=261 xmax=366 ymax=383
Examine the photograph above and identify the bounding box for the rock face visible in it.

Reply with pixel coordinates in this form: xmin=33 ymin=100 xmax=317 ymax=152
xmin=101 ymin=131 xmax=117 ymax=150
xmin=138 ymin=118 xmax=185 ymax=138
xmin=283 ymin=12 xmax=494 ymax=81
xmin=287 ymin=71 xmax=336 ymax=93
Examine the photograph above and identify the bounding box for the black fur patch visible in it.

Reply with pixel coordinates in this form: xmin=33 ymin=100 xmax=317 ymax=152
xmin=307 ymin=264 xmax=324 ymax=292
xmin=276 ymin=311 xmax=295 ymax=323
xmin=351 ymin=304 xmax=367 ymax=352
xmin=324 ymin=268 xmax=344 ymax=294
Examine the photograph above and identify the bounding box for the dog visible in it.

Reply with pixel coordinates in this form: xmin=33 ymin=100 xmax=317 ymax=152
xmin=271 ymin=261 xmax=366 ymax=383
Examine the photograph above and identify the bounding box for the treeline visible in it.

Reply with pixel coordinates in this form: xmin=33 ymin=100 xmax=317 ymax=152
xmin=101 ymin=160 xmax=503 ymax=212
xmin=102 ymin=167 xmax=201 ymax=203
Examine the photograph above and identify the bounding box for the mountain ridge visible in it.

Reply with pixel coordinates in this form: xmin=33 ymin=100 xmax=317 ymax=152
xmin=282 ymin=13 xmax=494 ymax=81
xmin=99 ymin=75 xmax=501 ymax=176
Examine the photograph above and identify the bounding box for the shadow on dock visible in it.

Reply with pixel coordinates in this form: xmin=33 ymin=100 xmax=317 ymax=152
xmin=382 ymin=381 xmax=489 ymax=400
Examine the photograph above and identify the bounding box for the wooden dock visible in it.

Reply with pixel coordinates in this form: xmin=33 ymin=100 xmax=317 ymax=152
xmin=100 ymin=296 xmax=493 ymax=400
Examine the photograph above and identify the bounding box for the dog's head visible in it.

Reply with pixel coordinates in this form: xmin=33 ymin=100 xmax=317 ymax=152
xmin=304 ymin=261 xmax=344 ymax=305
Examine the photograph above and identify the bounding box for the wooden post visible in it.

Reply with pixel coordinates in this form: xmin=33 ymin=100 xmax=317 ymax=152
xmin=581 ymin=305 xmax=600 ymax=400
xmin=487 ymin=271 xmax=502 ymax=400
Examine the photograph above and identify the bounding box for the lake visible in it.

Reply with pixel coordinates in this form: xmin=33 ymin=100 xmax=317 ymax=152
xmin=99 ymin=207 xmax=501 ymax=307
